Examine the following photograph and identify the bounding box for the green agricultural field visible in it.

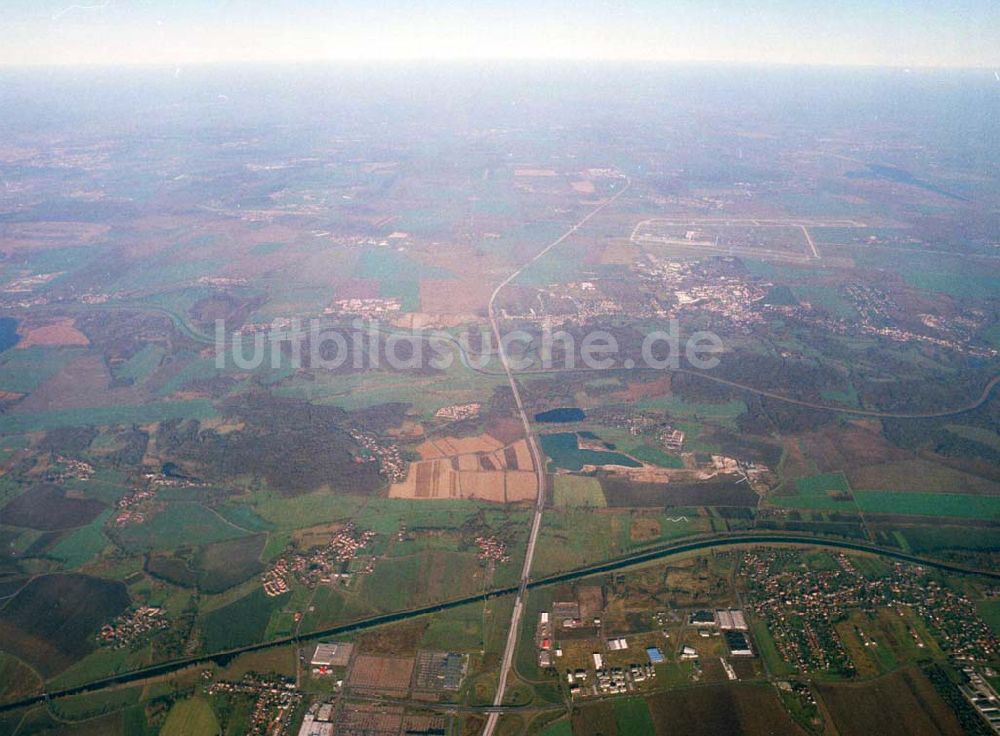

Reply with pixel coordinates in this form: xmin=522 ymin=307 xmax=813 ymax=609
xmin=354 ymin=497 xmax=498 ymax=534
xmin=197 ymin=534 xmax=267 ymax=593
xmin=212 ymin=503 xmax=274 ymax=532
xmin=977 ymin=599 xmax=1000 ymax=637
xmin=553 ymin=475 xmax=607 ymax=508
xmin=160 ymin=696 xmax=220 ymax=736
xmin=421 ymin=600 xmax=484 ymax=651
xmin=0 ymin=346 xmax=87 ymax=394
xmin=48 ymin=509 xmax=112 ymax=568
xmin=770 ymin=472 xmax=858 ymax=511
xmin=251 ymin=241 xmax=286 ymax=255
xmin=534 ymin=510 xmax=621 ymax=575
xmin=355 ymin=247 xmax=453 ymax=281
xmin=251 ymin=491 xmax=369 ymax=531
xmin=361 ymin=551 xmax=484 ymax=612
xmin=51 ymin=685 xmax=143 ymax=721
xmin=114 ymin=502 xmax=253 ymax=552
xmin=113 ymin=344 xmax=166 ymax=384
xmin=792 ymin=284 xmax=859 ymax=318
xmin=156 ymin=355 xmax=220 ymax=397
xmin=0 ymin=399 xmax=216 ymax=433
xmin=869 ymin=528 xmax=1000 ymax=554
xmin=202 ymin=588 xmax=290 ymax=652
xmin=854 ymin=491 xmax=1000 ymax=519
xmin=614 ymin=697 xmax=656 ymax=734
xmin=538 ymin=719 xmax=573 ymax=736
xmin=796 ymin=472 xmax=850 ymax=495
xmin=944 ymin=424 xmax=1000 ymax=453
xmin=628 ymin=445 xmax=684 ymax=468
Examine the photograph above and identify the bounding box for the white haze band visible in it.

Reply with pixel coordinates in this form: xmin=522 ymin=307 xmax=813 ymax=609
xmin=214 ymin=318 xmax=723 ymax=373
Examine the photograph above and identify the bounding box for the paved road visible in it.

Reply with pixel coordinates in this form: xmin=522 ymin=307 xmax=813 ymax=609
xmin=482 ymin=177 xmax=631 ymax=736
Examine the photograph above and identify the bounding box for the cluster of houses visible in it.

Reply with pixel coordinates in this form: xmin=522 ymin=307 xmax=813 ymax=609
xmin=474 ymin=535 xmax=510 ymax=564
xmin=262 ymin=524 xmax=377 ymax=597
xmin=208 ymin=675 xmax=301 ymax=736
xmin=743 ymin=551 xmax=1000 ymax=675
xmin=48 ymin=456 xmax=94 ymax=483
xmin=97 ymin=606 xmax=167 ymax=648
xmin=113 ymin=487 xmax=157 ymax=527
xmin=348 ymin=429 xmax=406 ymax=483
xmin=434 ymin=403 xmax=481 ymax=421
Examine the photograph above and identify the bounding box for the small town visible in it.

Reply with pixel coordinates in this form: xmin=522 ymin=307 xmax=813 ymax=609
xmin=208 ymin=675 xmax=302 ymax=736
xmin=97 ymin=606 xmax=168 ymax=649
xmin=262 ymin=524 xmax=378 ymax=597
xmin=741 ymin=551 xmax=1000 ymax=675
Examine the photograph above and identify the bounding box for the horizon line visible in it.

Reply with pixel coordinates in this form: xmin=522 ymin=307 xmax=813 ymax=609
xmin=0 ymin=57 xmax=997 ymax=72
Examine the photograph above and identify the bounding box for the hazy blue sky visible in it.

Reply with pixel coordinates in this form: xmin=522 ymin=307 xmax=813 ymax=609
xmin=2 ymin=0 xmax=998 ymax=68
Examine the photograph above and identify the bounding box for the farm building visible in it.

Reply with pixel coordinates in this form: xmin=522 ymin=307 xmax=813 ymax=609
xmin=689 ymin=610 xmax=717 ymax=627
xmin=724 ymin=630 xmax=753 ymax=656
xmin=716 ymin=608 xmax=749 ymax=631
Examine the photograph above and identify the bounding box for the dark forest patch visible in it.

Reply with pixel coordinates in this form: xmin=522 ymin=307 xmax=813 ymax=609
xmin=156 ymin=393 xmax=384 ymax=495
xmin=2 ymin=483 xmax=105 ymax=530
xmin=0 ymin=573 xmax=129 ymax=677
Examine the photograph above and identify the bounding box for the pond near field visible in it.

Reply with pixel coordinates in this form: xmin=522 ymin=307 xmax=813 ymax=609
xmin=0 ymin=317 xmax=20 ymax=353
xmin=534 ymin=407 xmax=585 ymax=423
xmin=540 ymin=432 xmax=640 ymax=471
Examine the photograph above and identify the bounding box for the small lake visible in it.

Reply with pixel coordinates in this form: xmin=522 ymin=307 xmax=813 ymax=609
xmin=0 ymin=317 xmax=20 ymax=353
xmin=534 ymin=407 xmax=585 ymax=423
xmin=540 ymin=432 xmax=640 ymax=471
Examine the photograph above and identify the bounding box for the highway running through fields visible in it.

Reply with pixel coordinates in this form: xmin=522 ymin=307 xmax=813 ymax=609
xmin=481 ymin=178 xmax=631 ymax=736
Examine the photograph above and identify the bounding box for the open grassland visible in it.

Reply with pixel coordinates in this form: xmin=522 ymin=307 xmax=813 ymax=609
xmin=48 ymin=509 xmax=113 ymax=568
xmin=0 ymin=346 xmax=86 ymax=393
xmin=534 ymin=511 xmax=622 ymax=576
xmin=538 ymin=719 xmax=573 ymax=736
xmin=614 ymin=697 xmax=656 ymax=734
xmin=361 ymin=551 xmax=485 ymax=612
xmin=847 ymin=459 xmax=1000 ymax=496
xmin=48 ymin=685 xmax=145 ymax=725
xmin=977 ymin=598 xmax=1000 ymax=637
xmin=816 ymin=667 xmax=965 ymax=736
xmin=160 ymin=696 xmax=221 ymax=736
xmin=0 ymin=399 xmax=216 ymax=433
xmin=114 ymin=502 xmax=253 ymax=552
xmin=854 ymin=491 xmax=1000 ymax=519
xmin=197 ymin=534 xmax=267 ymax=593
xmin=201 ymin=587 xmax=290 ymax=652
xmin=769 ymin=471 xmax=858 ymax=511
xmin=553 ymin=475 xmax=607 ymax=508
xmin=644 ymin=683 xmax=807 ymax=736
xmin=112 ymin=343 xmax=166 ymax=384
xmin=0 ymin=652 xmax=42 ymax=703
xmin=147 ymin=534 xmax=266 ymax=593
xmin=570 ymin=702 xmax=619 ymax=735
xmin=421 ymin=600 xmax=484 ymax=651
